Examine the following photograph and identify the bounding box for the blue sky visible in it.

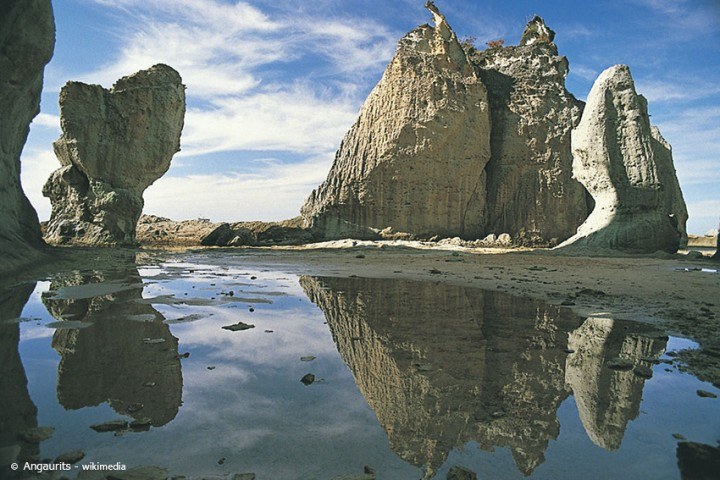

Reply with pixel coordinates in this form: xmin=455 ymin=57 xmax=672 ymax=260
xmin=20 ymin=0 xmax=720 ymax=234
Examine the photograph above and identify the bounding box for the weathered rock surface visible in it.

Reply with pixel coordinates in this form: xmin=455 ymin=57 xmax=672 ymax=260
xmin=0 ymin=0 xmax=54 ymax=273
xmin=558 ymin=65 xmax=683 ymax=253
xmin=0 ymin=284 xmax=40 ymax=473
xmin=301 ymin=275 xmax=582 ymax=477
xmin=43 ymin=64 xmax=185 ymax=246
xmin=565 ymin=317 xmax=666 ymax=450
xmin=301 ymin=2 xmax=491 ymax=240
xmin=714 ymin=221 xmax=720 ymax=261
xmin=44 ymin=263 xmax=182 ymax=427
xmin=473 ymin=16 xmax=590 ymax=246
xmin=136 ymin=215 xmax=313 ymax=246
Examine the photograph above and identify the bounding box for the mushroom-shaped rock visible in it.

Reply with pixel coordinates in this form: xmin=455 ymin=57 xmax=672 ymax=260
xmin=301 ymin=2 xmax=491 ymax=240
xmin=0 ymin=0 xmax=54 ymax=272
xmin=43 ymin=64 xmax=185 ymax=246
xmin=557 ymin=65 xmax=683 ymax=253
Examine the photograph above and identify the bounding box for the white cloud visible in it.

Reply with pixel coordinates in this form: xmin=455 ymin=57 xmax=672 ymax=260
xmin=569 ymin=64 xmax=599 ymax=82
xmin=144 ymin=155 xmax=334 ymax=222
xmin=635 ymin=79 xmax=720 ymax=103
xmin=31 ymin=113 xmax=61 ymax=131
xmin=20 ymin=148 xmax=57 ymax=221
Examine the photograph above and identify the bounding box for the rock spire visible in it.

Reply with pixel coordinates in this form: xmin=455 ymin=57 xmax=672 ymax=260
xmin=43 ymin=64 xmax=185 ymax=246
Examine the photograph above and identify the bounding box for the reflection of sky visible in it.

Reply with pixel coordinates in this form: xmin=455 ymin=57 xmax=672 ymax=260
xmin=9 ymin=257 xmax=720 ymax=479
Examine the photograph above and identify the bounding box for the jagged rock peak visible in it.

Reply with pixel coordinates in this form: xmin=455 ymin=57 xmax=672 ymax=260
xmin=557 ymin=64 xmax=683 ymax=253
xmin=43 ymin=64 xmax=186 ymax=246
xmin=520 ymin=15 xmax=556 ymax=46
xmin=300 ymin=1 xmax=491 ymax=240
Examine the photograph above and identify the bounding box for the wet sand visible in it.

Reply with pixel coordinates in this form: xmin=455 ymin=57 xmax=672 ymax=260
xmin=6 ymin=243 xmax=720 ymax=384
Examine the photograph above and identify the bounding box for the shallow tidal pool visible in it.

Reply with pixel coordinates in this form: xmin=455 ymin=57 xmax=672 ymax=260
xmin=1 ymin=251 xmax=719 ymax=479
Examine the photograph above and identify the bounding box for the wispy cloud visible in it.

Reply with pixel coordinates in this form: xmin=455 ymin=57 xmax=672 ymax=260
xmin=635 ymin=79 xmax=720 ymax=103
xmin=144 ymin=155 xmax=334 ymax=222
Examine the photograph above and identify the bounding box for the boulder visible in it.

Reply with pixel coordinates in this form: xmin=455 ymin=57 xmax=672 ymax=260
xmin=301 ymin=1 xmax=491 ymax=240
xmin=473 ymin=16 xmax=589 ymax=245
xmin=557 ymin=65 xmax=682 ymax=253
xmin=0 ymin=0 xmax=54 ymax=272
xmin=43 ymin=64 xmax=185 ymax=246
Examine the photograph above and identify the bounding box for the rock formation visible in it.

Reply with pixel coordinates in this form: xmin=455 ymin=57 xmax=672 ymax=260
xmin=43 ymin=64 xmax=185 ymax=246
xmin=301 ymin=275 xmax=582 ymax=477
xmin=474 ymin=16 xmax=590 ymax=245
xmin=0 ymin=284 xmax=40 ymax=474
xmin=650 ymin=126 xmax=689 ymax=245
xmin=565 ymin=317 xmax=666 ymax=450
xmin=557 ymin=65 xmax=683 ymax=253
xmin=43 ymin=264 xmax=183 ymax=427
xmin=714 ymin=220 xmax=720 ymax=261
xmin=0 ymin=0 xmax=54 ymax=273
xmin=301 ymin=2 xmax=491 ymax=240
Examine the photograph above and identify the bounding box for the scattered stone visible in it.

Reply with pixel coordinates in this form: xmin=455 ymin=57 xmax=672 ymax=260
xmin=19 ymin=426 xmax=55 ymax=443
xmin=54 ymin=450 xmax=85 ymax=465
xmin=606 ymin=357 xmax=634 ymax=370
xmin=142 ymin=338 xmax=166 ymax=344
xmin=673 ymin=433 xmax=687 ymax=440
xmin=561 ymin=300 xmax=575 ymax=306
xmin=564 ymin=348 xmax=576 ymax=354
xmin=697 ymin=390 xmax=718 ymax=399
xmin=218 ymin=457 xmax=226 ymax=465
xmin=248 ymin=307 xmax=255 ymax=313
xmin=363 ymin=466 xmax=376 ymax=475
xmin=222 ymin=322 xmax=255 ymax=332
xmin=232 ymin=475 xmax=256 ymax=480
xmin=90 ymin=420 xmax=128 ymax=432
xmin=300 ymin=356 xmax=317 ymax=362
xmin=264 ymin=330 xmax=273 ymax=333
xmin=129 ymin=420 xmax=152 ymax=430
xmin=355 ymin=254 xmax=366 ymax=259
xmin=143 ymin=381 xmax=157 ymax=387
xmin=430 ymin=269 xmax=442 ymax=275
xmin=633 ymin=365 xmax=653 ymax=379
xmin=447 ymin=465 xmax=478 ymax=480
xmin=207 ymin=366 xmax=216 ymax=370
xmin=301 ymin=373 xmax=315 ymax=385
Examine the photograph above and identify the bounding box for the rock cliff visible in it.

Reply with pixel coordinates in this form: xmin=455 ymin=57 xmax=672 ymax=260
xmin=0 ymin=0 xmax=54 ymax=273
xmin=558 ymin=65 xmax=683 ymax=253
xmin=474 ymin=16 xmax=589 ymax=245
xmin=44 ymin=264 xmax=182 ymax=427
xmin=43 ymin=64 xmax=185 ymax=246
xmin=301 ymin=2 xmax=491 ymax=240
xmin=301 ymin=275 xmax=582 ymax=477
xmin=650 ymin=126 xmax=688 ymax=245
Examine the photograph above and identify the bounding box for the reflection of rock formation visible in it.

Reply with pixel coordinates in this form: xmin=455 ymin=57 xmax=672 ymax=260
xmin=677 ymin=441 xmax=720 ymax=480
xmin=565 ymin=318 xmax=666 ymax=450
xmin=43 ymin=264 xmax=182 ymax=427
xmin=301 ymin=276 xmax=582 ymax=477
xmin=0 ymin=283 xmax=39 ymax=472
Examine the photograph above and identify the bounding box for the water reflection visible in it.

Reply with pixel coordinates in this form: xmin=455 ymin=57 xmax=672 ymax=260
xmin=42 ymin=265 xmax=182 ymax=427
xmin=0 ymin=283 xmax=39 ymax=473
xmin=302 ymin=276 xmax=668 ymax=477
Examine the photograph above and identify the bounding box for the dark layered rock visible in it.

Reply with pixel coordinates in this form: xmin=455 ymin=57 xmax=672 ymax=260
xmin=301 ymin=2 xmax=491 ymax=240
xmin=473 ymin=16 xmax=590 ymax=246
xmin=0 ymin=283 xmax=40 ymax=473
xmin=558 ymin=65 xmax=683 ymax=253
xmin=43 ymin=64 xmax=185 ymax=246
xmin=0 ymin=0 xmax=54 ymax=273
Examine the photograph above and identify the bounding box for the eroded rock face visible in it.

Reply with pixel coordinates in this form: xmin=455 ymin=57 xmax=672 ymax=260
xmin=43 ymin=64 xmax=185 ymax=246
xmin=558 ymin=65 xmax=683 ymax=253
xmin=301 ymin=3 xmax=491 ymax=240
xmin=473 ymin=16 xmax=589 ymax=246
xmin=713 ymin=221 xmax=720 ymax=261
xmin=650 ymin=126 xmax=688 ymax=246
xmin=301 ymin=275 xmax=582 ymax=477
xmin=0 ymin=0 xmax=54 ymax=272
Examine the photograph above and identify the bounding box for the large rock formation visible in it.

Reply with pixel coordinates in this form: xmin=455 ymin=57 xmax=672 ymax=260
xmin=474 ymin=16 xmax=590 ymax=245
xmin=44 ymin=263 xmax=183 ymax=427
xmin=301 ymin=2 xmax=491 ymax=240
xmin=0 ymin=284 xmax=40 ymax=475
xmin=651 ymin=126 xmax=689 ymax=245
xmin=0 ymin=0 xmax=54 ymax=272
xmin=565 ymin=317 xmax=666 ymax=450
xmin=558 ymin=65 xmax=683 ymax=253
xmin=301 ymin=275 xmax=582 ymax=477
xmin=43 ymin=64 xmax=185 ymax=246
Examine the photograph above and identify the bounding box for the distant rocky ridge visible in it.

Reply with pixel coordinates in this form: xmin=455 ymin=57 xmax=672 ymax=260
xmin=0 ymin=0 xmax=54 ymax=273
xmin=43 ymin=64 xmax=185 ymax=246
